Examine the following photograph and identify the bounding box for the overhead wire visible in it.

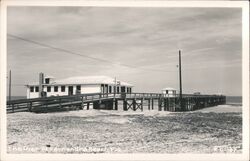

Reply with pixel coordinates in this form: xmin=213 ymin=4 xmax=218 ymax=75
xmin=8 ymin=34 xmax=177 ymax=73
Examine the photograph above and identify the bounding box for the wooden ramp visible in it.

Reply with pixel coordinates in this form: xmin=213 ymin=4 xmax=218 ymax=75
xmin=7 ymin=93 xmax=226 ymax=113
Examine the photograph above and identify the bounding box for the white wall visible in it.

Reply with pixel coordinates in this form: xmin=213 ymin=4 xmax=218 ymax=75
xmin=44 ymin=86 xmax=68 ymax=97
xmin=27 ymin=84 xmax=131 ymax=98
xmin=162 ymin=90 xmax=177 ymax=97
xmin=27 ymin=86 xmax=39 ymax=99
xmin=81 ymin=85 xmax=101 ymax=94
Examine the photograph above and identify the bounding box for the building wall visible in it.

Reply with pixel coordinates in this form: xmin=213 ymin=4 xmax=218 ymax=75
xmin=81 ymin=85 xmax=101 ymax=94
xmin=162 ymin=90 xmax=177 ymax=97
xmin=27 ymin=84 xmax=103 ymax=98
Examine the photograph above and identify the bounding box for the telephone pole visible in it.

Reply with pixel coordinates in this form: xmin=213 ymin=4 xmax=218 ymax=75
xmin=178 ymin=50 xmax=183 ymax=111
xmin=114 ymin=77 xmax=117 ymax=97
xmin=8 ymin=70 xmax=11 ymax=102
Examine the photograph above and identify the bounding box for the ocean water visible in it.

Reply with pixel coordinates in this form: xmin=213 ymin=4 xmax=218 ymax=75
xmin=226 ymin=96 xmax=242 ymax=105
xmin=7 ymin=96 xmax=26 ymax=101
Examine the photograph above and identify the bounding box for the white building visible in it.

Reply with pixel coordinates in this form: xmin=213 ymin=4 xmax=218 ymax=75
xmin=161 ymin=87 xmax=178 ymax=97
xmin=26 ymin=75 xmax=133 ymax=99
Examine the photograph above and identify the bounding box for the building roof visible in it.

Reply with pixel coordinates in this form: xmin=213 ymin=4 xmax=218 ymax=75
xmin=162 ymin=87 xmax=177 ymax=91
xmin=27 ymin=76 xmax=133 ymax=87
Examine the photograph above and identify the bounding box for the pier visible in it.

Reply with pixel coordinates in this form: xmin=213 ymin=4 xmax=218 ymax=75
xmin=7 ymin=92 xmax=226 ymax=113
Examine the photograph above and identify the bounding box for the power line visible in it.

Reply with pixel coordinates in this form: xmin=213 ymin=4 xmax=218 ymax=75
xmin=8 ymin=34 xmax=176 ymax=73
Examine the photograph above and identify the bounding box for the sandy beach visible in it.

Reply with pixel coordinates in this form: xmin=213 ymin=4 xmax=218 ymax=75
xmin=7 ymin=104 xmax=242 ymax=153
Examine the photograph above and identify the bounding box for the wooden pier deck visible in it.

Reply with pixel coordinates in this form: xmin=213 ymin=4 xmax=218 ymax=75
xmin=6 ymin=93 xmax=226 ymax=113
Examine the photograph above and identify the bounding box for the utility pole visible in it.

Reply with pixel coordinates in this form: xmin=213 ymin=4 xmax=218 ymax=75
xmin=114 ymin=77 xmax=117 ymax=97
xmin=178 ymin=50 xmax=183 ymax=111
xmin=8 ymin=70 xmax=11 ymax=102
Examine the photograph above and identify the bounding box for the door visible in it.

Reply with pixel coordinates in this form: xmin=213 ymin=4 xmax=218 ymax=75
xmin=68 ymin=86 xmax=73 ymax=95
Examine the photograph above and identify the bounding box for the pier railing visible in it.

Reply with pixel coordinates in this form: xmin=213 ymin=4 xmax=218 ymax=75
xmin=6 ymin=92 xmax=226 ymax=113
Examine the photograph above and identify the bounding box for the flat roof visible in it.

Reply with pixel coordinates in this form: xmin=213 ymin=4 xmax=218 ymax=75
xmin=27 ymin=76 xmax=133 ymax=87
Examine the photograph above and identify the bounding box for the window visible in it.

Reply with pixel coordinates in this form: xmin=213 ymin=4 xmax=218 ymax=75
xmin=166 ymin=90 xmax=169 ymax=94
xmin=45 ymin=78 xmax=50 ymax=84
xmin=117 ymin=87 xmax=119 ymax=93
xmin=47 ymin=86 xmax=51 ymax=92
xmin=54 ymin=86 xmax=58 ymax=92
xmin=101 ymin=84 xmax=104 ymax=93
xmin=35 ymin=86 xmax=39 ymax=92
xmin=77 ymin=85 xmax=81 ymax=91
xmin=121 ymin=86 xmax=125 ymax=93
xmin=61 ymin=86 xmax=65 ymax=92
xmin=109 ymin=86 xmax=112 ymax=93
xmin=30 ymin=86 xmax=34 ymax=92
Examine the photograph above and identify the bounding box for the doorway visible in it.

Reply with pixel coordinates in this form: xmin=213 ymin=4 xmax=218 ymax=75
xmin=68 ymin=86 xmax=73 ymax=95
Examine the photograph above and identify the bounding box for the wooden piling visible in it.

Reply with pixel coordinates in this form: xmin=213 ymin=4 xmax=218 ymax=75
xmin=133 ymin=99 xmax=136 ymax=111
xmin=148 ymin=99 xmax=150 ymax=110
xmin=123 ymin=99 xmax=128 ymax=111
xmin=87 ymin=103 xmax=89 ymax=110
xmin=158 ymin=99 xmax=162 ymax=111
xmin=151 ymin=99 xmax=154 ymax=110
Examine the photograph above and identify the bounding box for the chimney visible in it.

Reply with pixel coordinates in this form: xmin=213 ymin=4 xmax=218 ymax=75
xmin=39 ymin=73 xmax=44 ymax=97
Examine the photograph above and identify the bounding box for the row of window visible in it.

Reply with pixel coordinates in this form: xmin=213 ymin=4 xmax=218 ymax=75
xmin=30 ymin=85 xmax=131 ymax=93
xmin=30 ymin=85 xmax=68 ymax=93
xmin=101 ymin=85 xmax=132 ymax=94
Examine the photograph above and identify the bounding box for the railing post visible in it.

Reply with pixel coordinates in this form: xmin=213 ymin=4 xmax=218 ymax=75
xmin=28 ymin=102 xmax=32 ymax=112
xmin=12 ymin=104 xmax=14 ymax=113
xmin=59 ymin=98 xmax=62 ymax=109
xmin=80 ymin=97 xmax=84 ymax=110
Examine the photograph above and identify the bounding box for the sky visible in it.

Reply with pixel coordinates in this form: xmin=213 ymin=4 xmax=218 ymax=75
xmin=7 ymin=7 xmax=242 ymax=96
